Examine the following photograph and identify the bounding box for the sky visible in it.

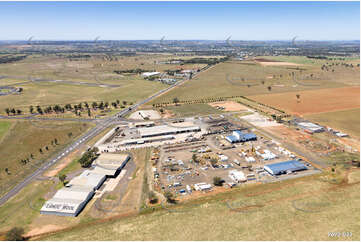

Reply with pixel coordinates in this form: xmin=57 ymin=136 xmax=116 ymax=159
xmin=0 ymin=1 xmax=359 ymax=40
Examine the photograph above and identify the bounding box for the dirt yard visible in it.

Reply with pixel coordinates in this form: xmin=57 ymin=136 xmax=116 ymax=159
xmin=129 ymin=110 xmax=161 ymax=120
xmin=249 ymin=86 xmax=360 ymax=116
xmin=208 ymin=101 xmax=249 ymax=111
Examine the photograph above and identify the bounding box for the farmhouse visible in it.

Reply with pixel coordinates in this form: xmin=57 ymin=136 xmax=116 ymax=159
xmin=226 ymin=130 xmax=257 ymax=143
xmin=264 ymin=160 xmax=307 ymax=176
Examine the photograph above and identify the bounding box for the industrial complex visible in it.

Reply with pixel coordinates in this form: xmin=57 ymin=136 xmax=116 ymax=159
xmin=40 ymin=153 xmax=130 ymax=216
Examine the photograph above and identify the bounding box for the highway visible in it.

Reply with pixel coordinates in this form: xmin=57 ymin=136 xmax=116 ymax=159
xmin=0 ymin=67 xmax=203 ymax=207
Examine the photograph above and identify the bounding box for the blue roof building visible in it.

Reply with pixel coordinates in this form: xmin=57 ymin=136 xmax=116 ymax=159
xmin=264 ymin=160 xmax=307 ymax=176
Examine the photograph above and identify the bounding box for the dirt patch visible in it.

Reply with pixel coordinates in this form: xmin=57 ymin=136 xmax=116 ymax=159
xmin=43 ymin=148 xmax=81 ymax=177
xmin=254 ymin=58 xmax=281 ymax=62
xmin=25 ymin=224 xmax=65 ymax=237
xmin=254 ymin=58 xmax=301 ymax=66
xmin=208 ymin=101 xmax=249 ymax=112
xmin=161 ymin=109 xmax=176 ymax=119
xmin=258 ymin=62 xmax=301 ymax=66
xmin=249 ymin=86 xmax=360 ymax=116
xmin=129 ymin=110 xmax=161 ymax=120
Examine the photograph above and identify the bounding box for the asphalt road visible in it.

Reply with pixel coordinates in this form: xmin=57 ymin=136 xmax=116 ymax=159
xmin=0 ymin=68 xmax=199 ymax=207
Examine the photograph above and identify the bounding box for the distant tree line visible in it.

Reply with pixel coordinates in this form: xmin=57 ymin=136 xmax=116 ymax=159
xmin=3 ymin=99 xmax=131 ymax=117
xmin=0 ymin=55 xmax=27 ymax=64
xmin=114 ymin=68 xmax=154 ymax=74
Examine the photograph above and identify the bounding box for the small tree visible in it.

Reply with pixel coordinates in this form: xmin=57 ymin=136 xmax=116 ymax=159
xmin=164 ymin=191 xmax=176 ymax=204
xmin=148 ymin=191 xmax=158 ymax=204
xmin=267 ymin=86 xmax=272 ymax=91
xmin=192 ymin=154 xmax=198 ymax=163
xmin=173 ymin=97 xmax=179 ymax=105
xmin=213 ymin=176 xmax=224 ymax=186
xmin=296 ymin=94 xmax=300 ymax=103
xmin=5 ymin=227 xmax=24 ymax=241
xmin=58 ymin=174 xmax=67 ymax=185
xmin=5 ymin=108 xmax=10 ymax=116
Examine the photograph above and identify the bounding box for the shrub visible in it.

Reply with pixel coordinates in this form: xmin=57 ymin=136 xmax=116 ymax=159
xmin=6 ymin=227 xmax=24 ymax=241
xmin=213 ymin=176 xmax=224 ymax=186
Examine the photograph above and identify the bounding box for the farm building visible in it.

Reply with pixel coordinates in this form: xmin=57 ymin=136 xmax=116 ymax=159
xmin=229 ymin=170 xmax=247 ymax=183
xmin=264 ymin=160 xmax=307 ymax=176
xmin=297 ymin=122 xmax=324 ymax=134
xmin=40 ymin=153 xmax=130 ymax=216
xmin=226 ymin=130 xmax=257 ymax=143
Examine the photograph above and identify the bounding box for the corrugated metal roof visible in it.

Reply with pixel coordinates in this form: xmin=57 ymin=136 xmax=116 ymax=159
xmin=226 ymin=135 xmax=238 ymax=142
xmin=264 ymin=160 xmax=307 ymax=175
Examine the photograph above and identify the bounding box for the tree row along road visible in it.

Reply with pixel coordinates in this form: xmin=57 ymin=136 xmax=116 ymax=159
xmin=0 ymin=63 xmax=212 ymax=207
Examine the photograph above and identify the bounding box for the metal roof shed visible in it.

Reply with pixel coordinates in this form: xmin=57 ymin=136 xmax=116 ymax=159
xmin=264 ymin=160 xmax=307 ymax=176
xmin=226 ymin=135 xmax=238 ymax=143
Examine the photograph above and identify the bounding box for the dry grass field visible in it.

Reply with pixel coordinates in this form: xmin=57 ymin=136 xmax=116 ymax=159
xmin=150 ymin=56 xmax=359 ymax=105
xmin=0 ymin=120 xmax=12 ymax=140
xmin=0 ymin=77 xmax=166 ymax=112
xmin=249 ymin=86 xmax=360 ymax=116
xmin=41 ymin=168 xmax=360 ymax=241
xmin=164 ymin=103 xmax=224 ymax=117
xmin=0 ymin=120 xmax=94 ymax=197
xmin=305 ymin=108 xmax=360 ymax=138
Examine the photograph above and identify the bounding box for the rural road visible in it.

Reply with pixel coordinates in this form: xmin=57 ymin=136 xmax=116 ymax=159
xmin=0 ymin=63 xmax=212 ymax=207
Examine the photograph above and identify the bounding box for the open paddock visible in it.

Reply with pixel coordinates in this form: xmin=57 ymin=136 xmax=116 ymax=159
xmin=249 ymin=86 xmax=360 ymax=116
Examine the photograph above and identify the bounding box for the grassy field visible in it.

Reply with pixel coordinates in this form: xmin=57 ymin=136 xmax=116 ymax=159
xmin=0 ymin=78 xmax=166 ymax=112
xmin=0 ymin=54 xmax=210 ymax=82
xmin=305 ymin=108 xmax=360 ymax=138
xmin=164 ymin=103 xmax=224 ymax=117
xmin=0 ymin=120 xmax=94 ymax=197
xmin=41 ymin=168 xmax=360 ymax=241
xmin=0 ymin=53 xmax=212 ymax=113
xmin=150 ymin=56 xmax=358 ymax=105
xmin=0 ymin=120 xmax=12 ymax=140
xmin=0 ymin=179 xmax=54 ymax=232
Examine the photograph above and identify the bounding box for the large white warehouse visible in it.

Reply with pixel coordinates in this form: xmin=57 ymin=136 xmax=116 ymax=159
xmin=40 ymin=153 xmax=130 ymax=217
